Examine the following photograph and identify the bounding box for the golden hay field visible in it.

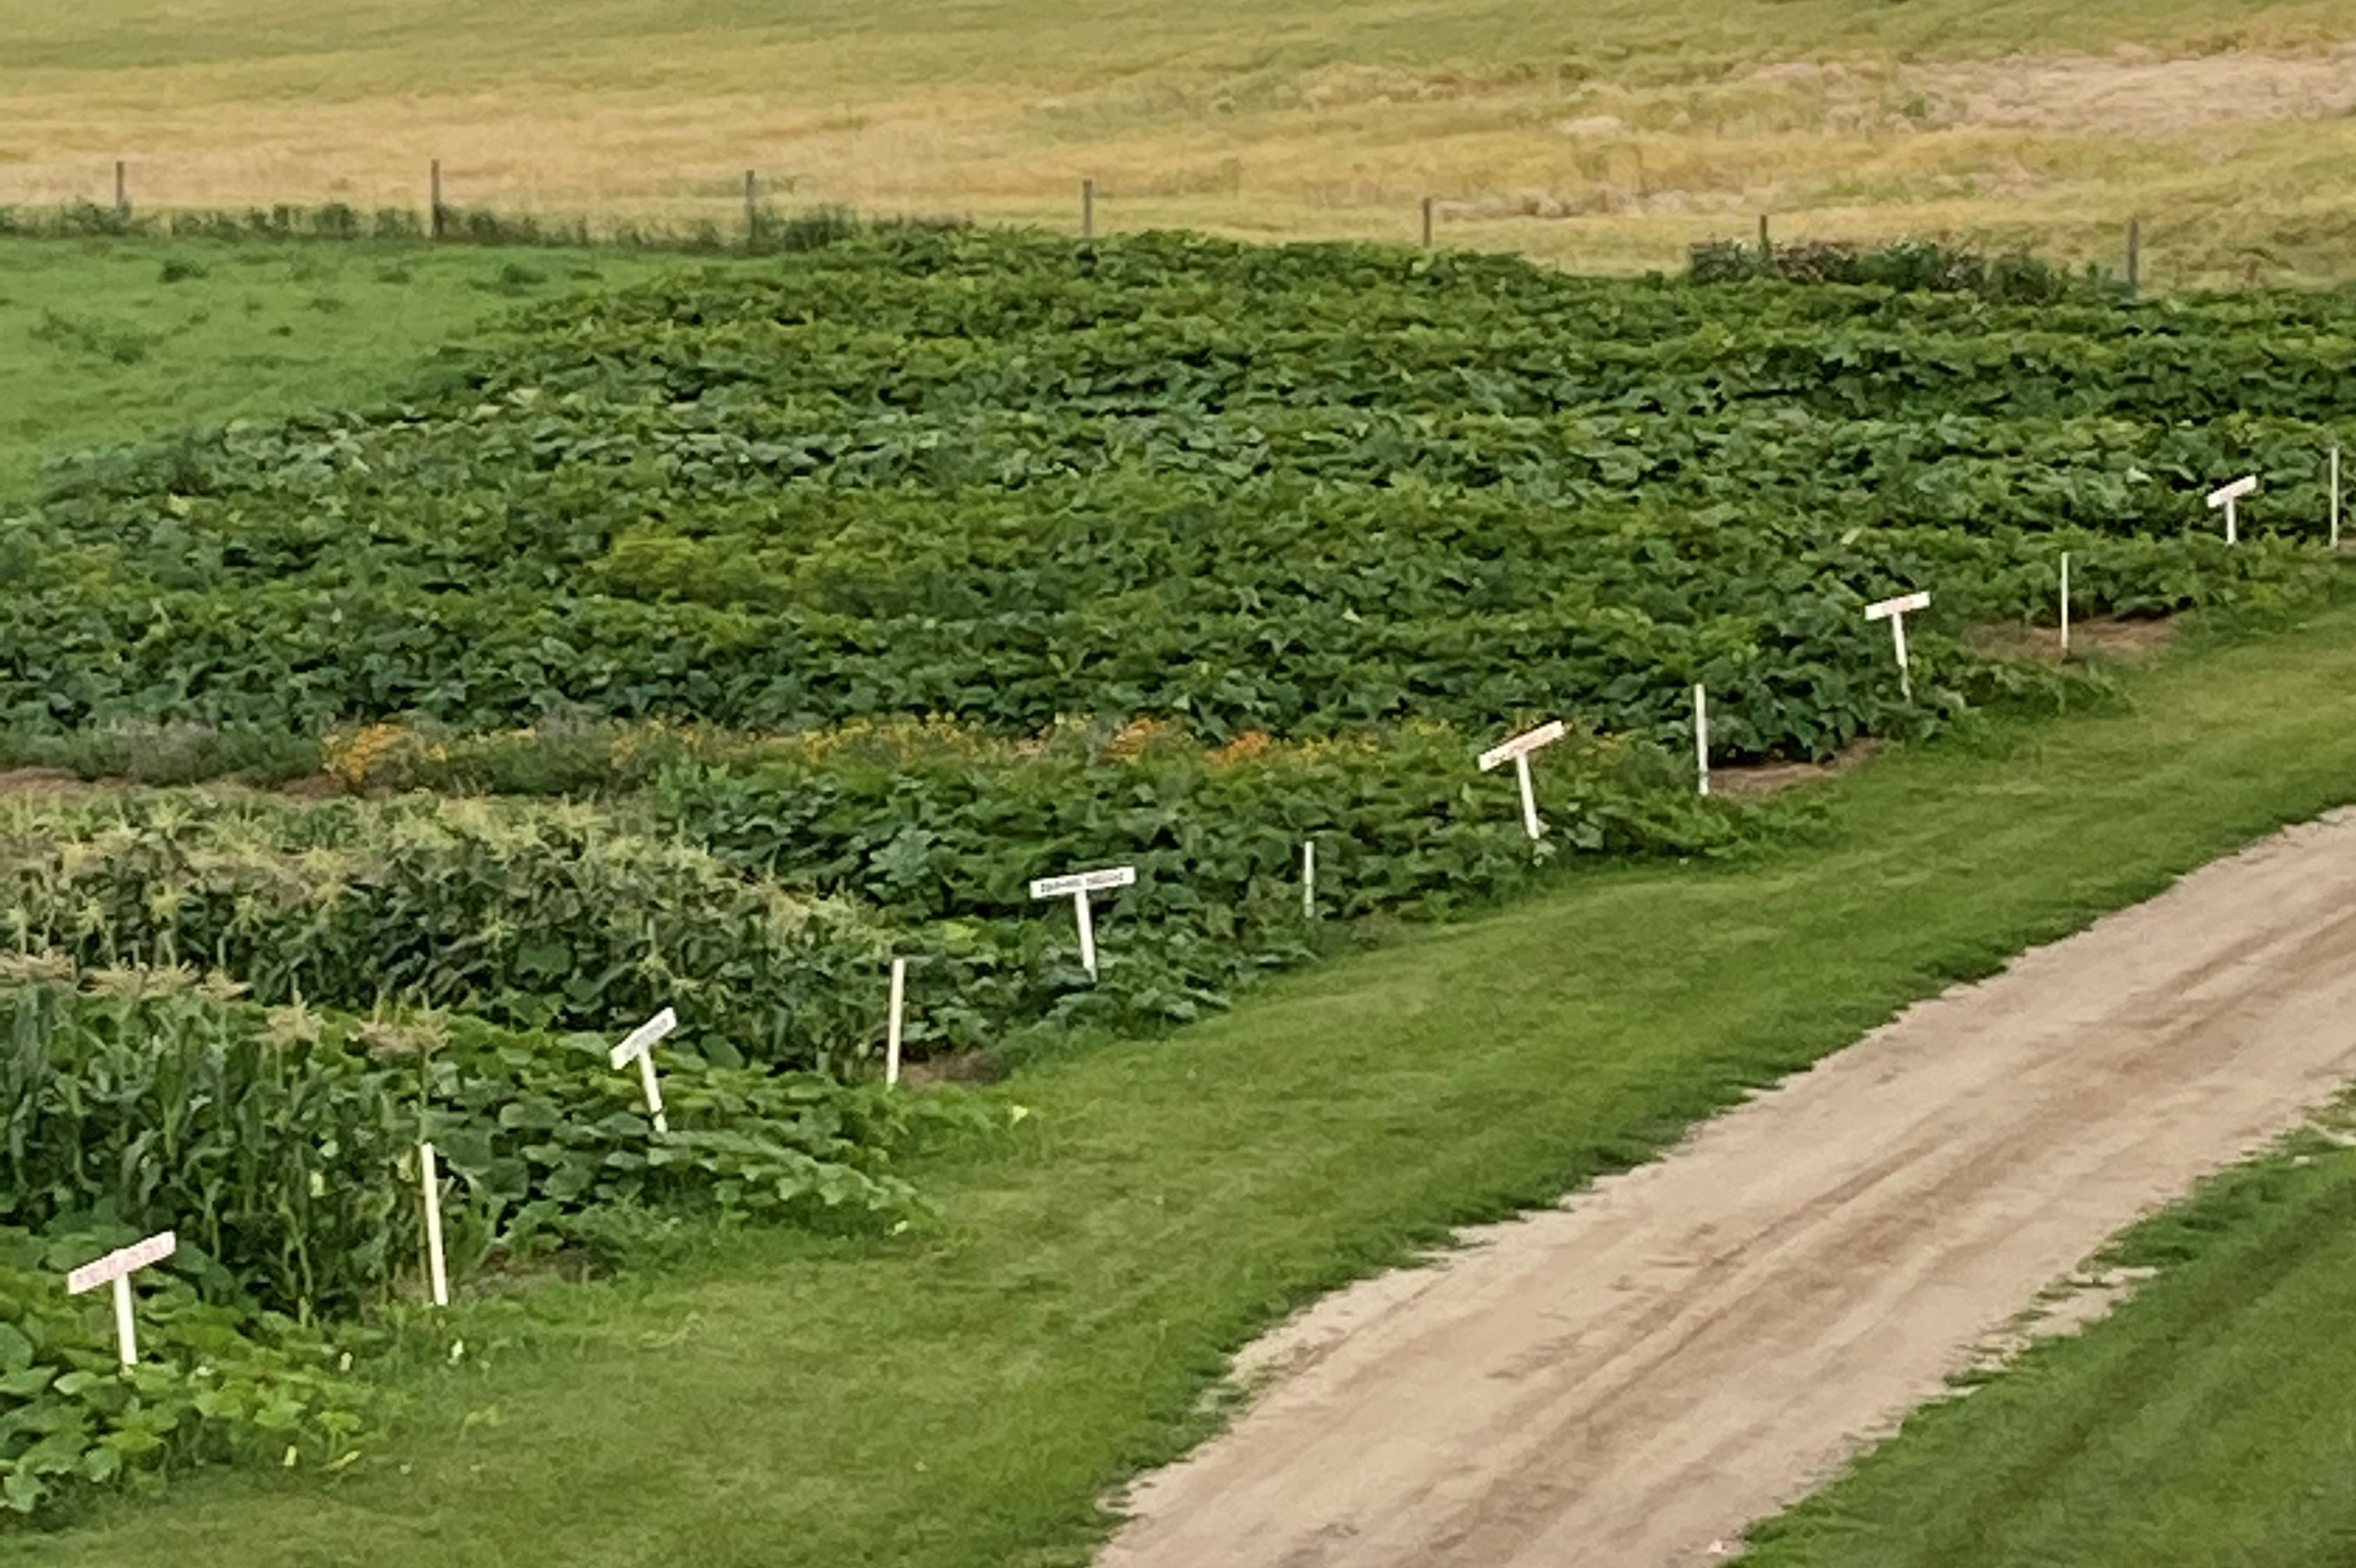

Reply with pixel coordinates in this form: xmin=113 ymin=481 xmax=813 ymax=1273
xmin=9 ymin=0 xmax=2356 ymax=282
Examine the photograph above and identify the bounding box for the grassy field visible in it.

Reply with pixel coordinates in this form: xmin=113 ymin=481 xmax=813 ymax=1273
xmin=12 ymin=596 xmax=2356 ymax=1567
xmin=1746 ymin=1104 xmax=2356 ymax=1566
xmin=0 ymin=238 xmax=714 ymax=502
xmin=8 ymin=1 xmax=2356 ymax=283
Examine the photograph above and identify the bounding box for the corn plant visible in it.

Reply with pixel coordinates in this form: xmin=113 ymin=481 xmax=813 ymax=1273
xmin=0 ymin=960 xmax=970 ymax=1323
xmin=0 ymin=793 xmax=888 ymax=1073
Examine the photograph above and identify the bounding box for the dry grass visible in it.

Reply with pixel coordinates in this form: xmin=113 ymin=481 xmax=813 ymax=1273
xmin=8 ymin=0 xmax=2356 ymax=281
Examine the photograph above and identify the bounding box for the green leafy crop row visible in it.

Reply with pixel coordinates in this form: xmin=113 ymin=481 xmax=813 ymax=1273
xmin=0 ymin=962 xmax=952 ymax=1319
xmin=0 ymin=231 xmax=2342 ymax=759
xmin=1686 ymin=237 xmax=2101 ymax=302
xmin=0 ymin=1226 xmax=367 ymax=1521
xmin=646 ymin=717 xmax=1738 ymax=1049
xmin=0 ymin=957 xmax=978 ymax=1522
xmin=0 ymin=703 xmax=1743 ymax=1066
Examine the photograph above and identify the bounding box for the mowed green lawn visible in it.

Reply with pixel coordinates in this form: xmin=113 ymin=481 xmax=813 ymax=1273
xmin=11 ymin=596 xmax=2356 ymax=1567
xmin=0 ymin=239 xmax=718 ymax=503
xmin=1747 ymin=1115 xmax=2356 ymax=1566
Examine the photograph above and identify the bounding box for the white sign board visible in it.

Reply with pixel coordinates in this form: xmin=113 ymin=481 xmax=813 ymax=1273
xmin=610 ymin=1006 xmax=677 ymax=1134
xmin=1028 ymin=865 xmax=1137 ymax=900
xmin=2059 ymin=552 xmax=2072 ymax=655
xmin=1029 ymin=865 xmax=1137 ymax=979
xmin=66 ymin=1230 xmax=177 ymax=1368
xmin=66 ymin=1231 xmax=176 ymax=1295
xmin=1864 ymin=590 xmax=1931 ymax=622
xmin=2206 ymin=475 xmax=2257 ymax=544
xmin=608 ymin=1006 xmax=678 ymax=1069
xmin=1476 ymin=720 xmax=1567 ymax=773
xmin=1478 ymin=720 xmax=1568 ymax=841
xmin=1862 ymin=590 xmax=1931 ymax=702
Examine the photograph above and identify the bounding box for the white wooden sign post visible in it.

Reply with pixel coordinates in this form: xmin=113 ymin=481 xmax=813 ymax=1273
xmin=1478 ymin=720 xmax=1568 ymax=840
xmin=1692 ymin=684 xmax=1711 ymax=797
xmin=884 ymin=957 xmax=908 ymax=1087
xmin=2059 ymin=552 xmax=2072 ymax=656
xmin=418 ymin=1142 xmax=450 ymax=1308
xmin=610 ymin=1006 xmax=678 ymax=1134
xmin=65 ymin=1231 xmax=177 ymax=1367
xmin=2207 ymin=475 xmax=2256 ymax=544
xmin=1028 ymin=865 xmax=1137 ymax=980
xmin=1300 ymin=840 xmax=1317 ymax=921
xmin=1864 ymin=590 xmax=1931 ymax=703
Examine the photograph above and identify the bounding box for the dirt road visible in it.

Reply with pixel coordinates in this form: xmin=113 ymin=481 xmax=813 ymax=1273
xmin=1100 ymin=813 xmax=2356 ymax=1567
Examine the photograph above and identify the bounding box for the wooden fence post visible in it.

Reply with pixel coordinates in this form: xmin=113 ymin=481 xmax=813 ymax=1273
xmin=1758 ymin=212 xmax=1772 ymax=263
xmin=1082 ymin=178 xmax=1096 ymax=238
xmin=2125 ymin=215 xmax=2142 ymax=299
xmin=1421 ymin=195 xmax=1435 ymax=249
xmin=744 ymin=169 xmax=759 ymax=247
xmin=429 ymin=159 xmax=445 ymax=240
xmin=114 ymin=160 xmax=128 ymax=219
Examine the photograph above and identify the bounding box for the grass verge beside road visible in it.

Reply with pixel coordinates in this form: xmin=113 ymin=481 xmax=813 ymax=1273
xmin=1745 ymin=1105 xmax=2356 ymax=1567
xmin=18 ymin=603 xmax=2356 ymax=1567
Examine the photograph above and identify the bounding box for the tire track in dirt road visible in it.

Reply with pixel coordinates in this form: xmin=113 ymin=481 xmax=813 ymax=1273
xmin=1098 ymin=812 xmax=2356 ymax=1568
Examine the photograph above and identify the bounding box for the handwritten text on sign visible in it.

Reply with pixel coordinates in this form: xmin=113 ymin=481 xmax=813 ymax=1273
xmin=1029 ymin=866 xmax=1137 ymax=900
xmin=609 ymin=1006 xmax=678 ymax=1069
xmin=67 ymin=1231 xmax=177 ymax=1295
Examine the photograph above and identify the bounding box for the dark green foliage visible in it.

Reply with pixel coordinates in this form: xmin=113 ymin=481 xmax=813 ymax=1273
xmin=0 ymin=1229 xmax=367 ymax=1521
xmin=0 ymin=964 xmax=965 ymax=1524
xmin=649 ymin=717 xmax=1738 ymax=1052
xmin=1 ymin=224 xmax=2350 ymax=1533
xmin=0 ymin=231 xmax=2335 ymax=763
xmin=1688 ymin=236 xmax=2100 ymax=302
xmin=749 ymin=203 xmax=861 ymax=252
xmin=423 ymin=1012 xmax=960 ymax=1260
xmin=0 ymin=203 xmax=138 ymax=241
xmin=41 ymin=591 xmax=2356 ymax=1568
xmin=0 ymin=966 xmax=950 ymax=1324
xmin=0 ymin=717 xmax=1737 ymax=1066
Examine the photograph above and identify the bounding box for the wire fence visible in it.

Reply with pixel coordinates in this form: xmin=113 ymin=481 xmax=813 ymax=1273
xmin=0 ymin=157 xmax=2160 ymax=292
